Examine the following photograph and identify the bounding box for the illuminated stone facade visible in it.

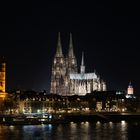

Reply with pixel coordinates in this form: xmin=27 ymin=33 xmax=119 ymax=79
xmin=127 ymin=82 xmax=134 ymax=95
xmin=50 ymin=33 xmax=106 ymax=96
xmin=0 ymin=60 xmax=6 ymax=100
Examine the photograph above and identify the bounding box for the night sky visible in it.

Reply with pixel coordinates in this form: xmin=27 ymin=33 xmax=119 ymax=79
xmin=0 ymin=1 xmax=140 ymax=94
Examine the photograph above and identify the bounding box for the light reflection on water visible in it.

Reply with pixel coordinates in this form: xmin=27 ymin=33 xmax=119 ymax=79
xmin=0 ymin=121 xmax=140 ymax=140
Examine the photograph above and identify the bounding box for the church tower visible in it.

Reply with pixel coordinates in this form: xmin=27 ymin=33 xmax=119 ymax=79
xmin=127 ymin=81 xmax=134 ymax=95
xmin=65 ymin=33 xmax=78 ymax=95
xmin=0 ymin=59 xmax=6 ymax=100
xmin=50 ymin=33 xmax=66 ymax=95
xmin=66 ymin=33 xmax=77 ymax=75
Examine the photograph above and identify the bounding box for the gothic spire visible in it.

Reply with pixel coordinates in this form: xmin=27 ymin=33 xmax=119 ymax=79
xmin=56 ymin=32 xmax=63 ymax=57
xmin=68 ymin=33 xmax=75 ymax=57
xmin=81 ymin=52 xmax=84 ymax=66
xmin=80 ymin=52 xmax=85 ymax=74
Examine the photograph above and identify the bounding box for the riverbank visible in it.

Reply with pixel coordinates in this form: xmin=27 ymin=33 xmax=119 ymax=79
xmin=62 ymin=112 xmax=140 ymax=122
xmin=1 ymin=112 xmax=140 ymax=125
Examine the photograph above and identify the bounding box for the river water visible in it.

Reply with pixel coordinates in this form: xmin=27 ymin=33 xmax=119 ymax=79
xmin=0 ymin=121 xmax=139 ymax=140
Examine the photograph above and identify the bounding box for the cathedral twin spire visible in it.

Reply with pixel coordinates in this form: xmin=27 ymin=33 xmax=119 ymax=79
xmin=55 ymin=32 xmax=75 ymax=59
xmin=51 ymin=33 xmax=77 ymax=95
xmin=51 ymin=33 xmax=107 ymax=95
xmin=55 ymin=32 xmax=86 ymax=74
xmin=68 ymin=33 xmax=75 ymax=58
xmin=55 ymin=32 xmax=63 ymax=57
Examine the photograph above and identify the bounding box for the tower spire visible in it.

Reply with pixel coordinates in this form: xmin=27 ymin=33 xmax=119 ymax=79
xmin=68 ymin=33 xmax=74 ymax=57
xmin=56 ymin=32 xmax=63 ymax=57
xmin=129 ymin=81 xmax=132 ymax=86
xmin=81 ymin=52 xmax=84 ymax=66
xmin=80 ymin=52 xmax=85 ymax=74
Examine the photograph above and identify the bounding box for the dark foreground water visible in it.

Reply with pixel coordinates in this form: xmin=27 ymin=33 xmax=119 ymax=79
xmin=0 ymin=121 xmax=140 ymax=140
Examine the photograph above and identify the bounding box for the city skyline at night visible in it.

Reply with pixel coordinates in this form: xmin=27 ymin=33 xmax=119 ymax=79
xmin=1 ymin=1 xmax=140 ymax=140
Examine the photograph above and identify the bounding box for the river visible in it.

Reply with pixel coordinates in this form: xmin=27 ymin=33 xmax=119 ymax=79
xmin=0 ymin=121 xmax=139 ymax=140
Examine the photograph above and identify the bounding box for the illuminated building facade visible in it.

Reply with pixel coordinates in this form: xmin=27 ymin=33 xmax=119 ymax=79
xmin=0 ymin=60 xmax=6 ymax=100
xmin=50 ymin=33 xmax=106 ymax=96
xmin=70 ymin=52 xmax=106 ymax=95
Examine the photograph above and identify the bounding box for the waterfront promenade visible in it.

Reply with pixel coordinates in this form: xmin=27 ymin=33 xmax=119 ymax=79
xmin=1 ymin=112 xmax=140 ymax=125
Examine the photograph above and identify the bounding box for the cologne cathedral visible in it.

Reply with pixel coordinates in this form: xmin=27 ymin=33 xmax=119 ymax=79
xmin=50 ymin=33 xmax=106 ymax=96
